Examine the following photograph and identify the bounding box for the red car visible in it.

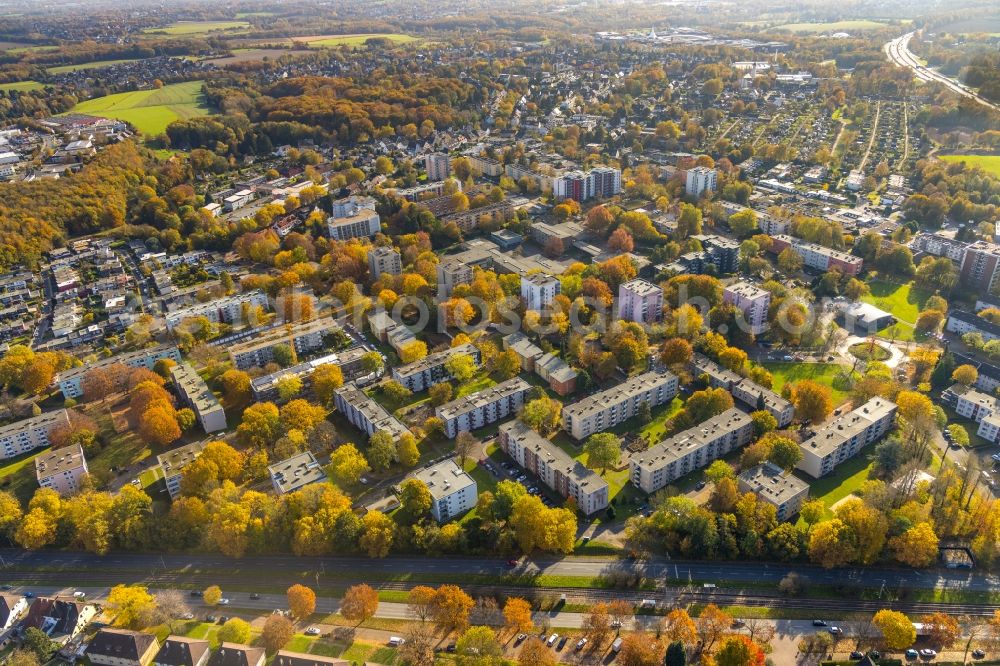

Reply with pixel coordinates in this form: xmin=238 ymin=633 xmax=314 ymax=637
xmin=506 ymin=558 xmax=519 ymax=567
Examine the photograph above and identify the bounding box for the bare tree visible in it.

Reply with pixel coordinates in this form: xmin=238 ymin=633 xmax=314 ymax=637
xmin=397 ymin=624 xmax=435 ymax=665
xmin=743 ymin=616 xmax=775 ymax=644
xmin=468 ymin=596 xmax=501 ymax=627
xmin=844 ymin=612 xmax=878 ymax=651
xmin=455 ymin=431 xmax=479 ymax=467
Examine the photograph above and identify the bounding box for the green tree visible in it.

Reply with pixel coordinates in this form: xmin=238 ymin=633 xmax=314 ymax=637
xmin=445 ymin=354 xmax=477 ymax=382
xmin=367 ymin=431 xmax=397 ymax=471
xmin=398 ymin=479 xmax=432 ymax=523
xmin=218 ymin=618 xmax=252 ymax=644
xmin=584 ymin=433 xmax=620 ymax=472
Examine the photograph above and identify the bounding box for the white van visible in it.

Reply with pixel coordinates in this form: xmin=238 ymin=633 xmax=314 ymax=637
xmin=388 ymin=637 xmax=405 ymax=647
xmin=612 ymin=637 xmax=623 ymax=653
xmin=546 ymin=633 xmax=559 ymax=646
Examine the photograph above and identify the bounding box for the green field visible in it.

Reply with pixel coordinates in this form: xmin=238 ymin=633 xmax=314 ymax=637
xmin=143 ymin=20 xmax=250 ymax=36
xmin=861 ymin=279 xmax=933 ymax=341
xmin=763 ymin=361 xmax=852 ymax=406
xmin=0 ymin=80 xmax=44 ymax=91
xmin=773 ymin=20 xmax=889 ymax=33
xmin=301 ymin=33 xmax=419 ymax=48
xmin=0 ymin=449 xmax=47 ymax=503
xmin=47 ymin=58 xmax=142 ymax=74
xmin=939 ymin=154 xmax=1000 ymax=178
xmin=65 ymin=80 xmax=210 ymax=135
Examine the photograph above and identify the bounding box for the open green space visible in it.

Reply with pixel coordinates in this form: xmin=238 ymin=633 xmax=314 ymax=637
xmin=861 ymin=280 xmax=931 ymax=325
xmin=47 ymin=58 xmax=143 ymax=74
xmin=303 ymin=33 xmax=420 ymax=48
xmin=143 ymin=21 xmax=250 ymax=36
xmin=794 ymin=448 xmax=874 ymax=522
xmin=848 ymin=341 xmax=892 ymax=362
xmin=0 ymin=448 xmax=47 ymax=503
xmin=773 ymin=20 xmax=889 ymax=33
xmin=939 ymin=154 xmax=1000 ymax=179
xmin=0 ymin=80 xmax=44 ymax=92
xmin=763 ymin=361 xmax=852 ymax=406
xmin=65 ymin=80 xmax=210 ymax=136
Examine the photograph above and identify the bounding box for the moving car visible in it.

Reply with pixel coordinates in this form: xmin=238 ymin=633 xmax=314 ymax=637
xmin=828 ymin=626 xmax=843 ymax=635
xmin=249 ymin=593 xmax=260 ymax=600
xmin=812 ymin=620 xmax=827 ymax=626
xmin=218 ymin=598 xmax=231 ymax=605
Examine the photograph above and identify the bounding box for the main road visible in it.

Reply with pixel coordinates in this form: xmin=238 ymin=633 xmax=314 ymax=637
xmin=884 ymin=31 xmax=1000 ymax=113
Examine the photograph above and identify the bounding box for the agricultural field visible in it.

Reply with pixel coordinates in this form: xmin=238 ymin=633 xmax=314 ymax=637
xmin=46 ymin=58 xmax=143 ymax=74
xmin=236 ymin=33 xmax=420 ymax=49
xmin=939 ymin=154 xmax=1000 ymax=178
xmin=201 ymin=49 xmax=294 ymax=65
xmin=65 ymin=80 xmax=211 ymax=136
xmin=0 ymin=80 xmax=44 ymax=92
xmin=772 ymin=19 xmax=891 ymax=33
xmin=142 ymin=20 xmax=250 ymax=36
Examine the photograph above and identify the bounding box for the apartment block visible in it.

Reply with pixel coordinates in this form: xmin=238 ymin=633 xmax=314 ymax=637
xmin=617 ymin=279 xmax=663 ymax=324
xmin=723 ymin=281 xmax=771 ymax=335
xmin=562 ymin=371 xmax=679 ymax=441
xmin=334 ymin=383 xmax=409 ymax=440
xmin=170 ymin=363 xmax=226 ymax=433
xmin=407 ymin=459 xmax=477 ymax=522
xmin=86 ymin=629 xmax=160 ymax=666
xmin=441 ymin=201 xmax=514 ymax=232
xmin=738 ymin=462 xmax=809 ymax=521
xmin=757 ymin=213 xmax=790 ymax=236
xmin=425 ymin=153 xmax=451 ymax=181
xmin=959 ymin=241 xmax=1000 ymax=291
xmin=521 ymin=273 xmax=560 ymax=310
xmin=269 ymin=451 xmax=327 ymax=494
xmin=35 ymin=443 xmax=88 ymax=495
xmin=690 ymin=354 xmax=792 ymax=427
xmin=327 ymin=196 xmax=381 ymax=240
xmin=157 ymin=441 xmax=206 ymax=500
xmin=946 ymin=310 xmax=1000 ymax=342
xmin=436 ymin=258 xmax=474 ymax=298
xmin=943 ymin=383 xmax=1000 ymax=444
xmin=685 ymin=166 xmax=717 ymax=197
xmin=228 ymin=318 xmax=334 ymax=370
xmin=631 ymin=408 xmax=754 ymax=493
xmin=503 ymin=332 xmax=544 ymax=371
xmin=57 ymin=345 xmax=182 ymax=399
xmin=467 ymin=154 xmax=503 ymax=177
xmin=797 ymin=397 xmax=897 ymax=478
xmin=435 ymin=377 xmax=532 ymax=439
xmin=768 ymin=234 xmax=862 ymax=275
xmin=367 ymin=246 xmax=403 ymax=279
xmin=499 ymin=420 xmax=609 ymax=515
xmin=0 ymin=409 xmax=70 ymax=460
xmin=250 ymin=347 xmax=369 ymax=402
xmin=391 ymin=343 xmax=481 ymax=392
xmin=164 ymin=291 xmax=268 ymax=332
xmin=534 ymin=353 xmax=578 ymax=396
xmin=553 ymin=167 xmax=622 ymax=202
xmin=911 ymin=233 xmax=968 ymax=263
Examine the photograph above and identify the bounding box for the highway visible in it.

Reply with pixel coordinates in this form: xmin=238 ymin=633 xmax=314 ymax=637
xmin=884 ymin=32 xmax=1000 ymax=113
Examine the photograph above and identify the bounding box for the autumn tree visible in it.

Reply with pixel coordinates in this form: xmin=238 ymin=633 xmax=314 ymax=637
xmin=889 ymin=522 xmax=939 ymax=567
xmin=261 ymin=615 xmax=294 ymax=653
xmin=583 ymin=602 xmax=612 ymax=645
xmin=341 ymin=584 xmax=379 ymax=625
xmin=696 ymin=604 xmax=731 ymax=652
xmin=518 ymin=638 xmax=556 ymax=666
xmin=202 ymin=585 xmax=222 ymax=605
xmin=662 ymin=608 xmax=698 ymax=646
xmin=398 ymin=479 xmax=432 ymax=523
xmin=617 ymin=633 xmax=662 ymax=666
xmin=430 ymin=584 xmax=475 ymax=634
xmin=218 ymin=618 xmax=252 ymax=644
xmin=106 ymin=585 xmax=156 ymax=629
xmin=952 ymin=364 xmax=979 ymax=387
xmin=715 ymin=635 xmax=765 ymax=666
xmin=789 ymin=380 xmax=833 ymax=423
xmin=360 ymin=510 xmax=395 ymax=557
xmin=520 ymin=396 xmax=562 ymax=434
xmin=920 ymin=612 xmax=960 ymax=648
xmin=660 ymin=337 xmax=693 ymax=366
xmin=455 ymin=431 xmax=479 ymax=467
xmin=328 ymin=444 xmax=369 ymax=485
xmin=503 ymin=597 xmax=534 ymax=634
xmin=311 ymin=364 xmax=344 ymax=404
xmin=872 ymin=609 xmax=915 ymax=649
xmin=286 ymin=584 xmax=316 ymax=620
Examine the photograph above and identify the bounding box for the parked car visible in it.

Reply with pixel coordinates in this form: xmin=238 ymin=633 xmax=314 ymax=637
xmin=906 ymin=649 xmax=920 ymax=659
xmin=556 ymin=636 xmax=568 ymax=651
xmin=206 ymin=615 xmax=217 ymax=622
xmin=219 ymin=616 xmax=230 ymax=624
xmin=919 ymin=649 xmax=937 ymax=658
xmin=991 ymin=454 xmax=1000 ymax=463
xmin=515 ymin=634 xmax=527 ymax=645
xmin=731 ymin=619 xmax=745 ymax=628
xmin=305 ymin=627 xmax=320 ymax=636
xmin=388 ymin=637 xmax=405 ymax=647
xmin=546 ymin=634 xmax=559 ymax=647
xmin=850 ymin=652 xmax=863 ymax=660
xmin=576 ymin=638 xmax=588 ymax=651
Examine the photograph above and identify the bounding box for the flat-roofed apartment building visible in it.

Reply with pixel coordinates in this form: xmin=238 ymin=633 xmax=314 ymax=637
xmin=269 ymin=451 xmax=327 ymax=494
xmin=228 ymin=318 xmax=334 ymax=370
xmin=722 ymin=281 xmax=771 ymax=335
xmin=57 ymin=345 xmax=181 ymax=399
xmin=499 ymin=420 xmax=609 ymax=515
xmin=0 ymin=409 xmax=70 ymax=460
xmin=942 ymin=383 xmax=1000 ymax=444
xmin=562 ymin=370 xmax=679 ymax=441
xmin=768 ymin=234 xmax=863 ymax=275
xmin=165 ymin=290 xmax=268 ymax=332
xmin=333 ymin=383 xmax=409 ymax=440
xmin=407 ymin=459 xmax=477 ymax=522
xmin=35 ymin=443 xmax=88 ymax=495
xmin=435 ymin=377 xmax=532 ymax=439
xmin=391 ymin=343 xmax=481 ymax=392
xmin=631 ymin=408 xmax=754 ymax=493
xmin=251 ymin=347 xmax=369 ymax=402
xmin=738 ymin=462 xmax=809 ymax=521
xmin=690 ymin=354 xmax=793 ymax=427
xmin=367 ymin=246 xmax=402 ymax=279
xmin=327 ymin=196 xmax=381 ymax=240
xmin=618 ymin=279 xmax=663 ymax=324
xmin=158 ymin=441 xmax=206 ymax=500
xmin=797 ymin=397 xmax=897 ymax=478
xmin=170 ymin=363 xmax=226 ymax=433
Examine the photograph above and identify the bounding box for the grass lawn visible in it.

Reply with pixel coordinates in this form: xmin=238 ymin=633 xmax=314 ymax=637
xmin=303 ymin=33 xmax=419 ymax=48
xmin=794 ymin=448 xmax=875 ymax=522
xmin=861 ymin=280 xmax=932 ymax=326
xmin=773 ymin=19 xmax=888 ymax=32
xmin=47 ymin=58 xmax=142 ymax=74
xmin=454 ymin=372 xmax=496 ymax=398
xmin=64 ymin=80 xmax=210 ymax=135
xmin=763 ymin=361 xmax=852 ymax=406
xmin=939 ymin=154 xmax=1000 ymax=179
xmin=0 ymin=448 xmax=47 ymax=503
xmin=0 ymin=80 xmax=44 ymax=91
xmin=143 ymin=21 xmax=250 ymax=36
xmin=340 ymin=641 xmax=398 ymax=664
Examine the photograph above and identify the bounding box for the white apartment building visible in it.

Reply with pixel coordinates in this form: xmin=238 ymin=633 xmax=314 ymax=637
xmin=367 ymin=246 xmax=403 ymax=279
xmin=435 ymin=377 xmax=532 ymax=439
xmin=171 ymin=363 xmax=227 ymax=433
xmin=408 ymin=459 xmax=477 ymax=522
xmin=797 ymin=397 xmax=897 ymax=478
xmin=738 ymin=462 xmax=810 ymax=521
xmin=327 ymin=196 xmax=381 ymax=240
xmin=689 ymin=354 xmax=793 ymax=427
xmin=0 ymin=409 xmax=70 ymax=460
xmin=552 ymin=167 xmax=622 ymax=202
xmin=228 ymin=318 xmax=333 ymax=370
xmin=520 ymin=273 xmax=561 ymax=310
xmin=223 ymin=189 xmax=255 ymax=212
xmin=769 ymin=235 xmax=863 ymax=275
xmin=35 ymin=443 xmax=88 ymax=495
xmin=944 ymin=383 xmax=1000 ymax=444
xmin=467 ymin=154 xmax=503 ymax=177
xmin=617 ymin=279 xmax=663 ymax=324
xmin=157 ymin=441 xmax=206 ymax=500
xmin=334 ymin=383 xmax=410 ymax=440
xmin=392 ymin=343 xmax=481 ymax=392
xmin=425 ymin=153 xmax=452 ymax=181
xmin=436 ymin=259 xmax=474 ymax=298
xmin=631 ymin=408 xmax=754 ymax=493
xmin=499 ymin=420 xmax=609 ymax=515
xmin=57 ymin=345 xmax=182 ymax=399
xmin=757 ymin=213 xmax=790 ymax=236
xmin=165 ymin=291 xmax=268 ymax=332
xmin=685 ymin=166 xmax=717 ymax=197
xmin=562 ymin=371 xmax=679 ymax=440
xmin=723 ymin=281 xmax=771 ymax=335
xmin=269 ymin=451 xmax=327 ymax=494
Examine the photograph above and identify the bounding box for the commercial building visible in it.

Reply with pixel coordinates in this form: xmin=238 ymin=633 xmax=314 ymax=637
xmin=499 ymin=420 xmax=609 ymax=515
xmin=425 ymin=153 xmax=451 ymax=181
xmin=57 ymin=345 xmax=182 ymax=399
xmin=407 ymin=459 xmax=477 ymax=522
xmin=552 ymin=167 xmax=622 ymax=202
xmin=0 ymin=409 xmax=71 ymax=460
xmin=738 ymin=462 xmax=809 ymax=521
xmin=617 ymin=279 xmax=663 ymax=324
xmin=153 ymin=637 xmax=211 ymax=666
xmin=269 ymin=451 xmax=327 ymax=494
xmin=251 ymin=347 xmax=370 ymax=402
xmin=228 ymin=318 xmax=334 ymax=370
xmin=520 ymin=273 xmax=561 ymax=310
xmin=35 ymin=443 xmax=88 ymax=495
xmin=165 ymin=291 xmax=268 ymax=332
xmin=840 ymin=302 xmax=895 ymax=335
xmin=685 ymin=166 xmax=717 ymax=197
xmin=562 ymin=371 xmax=679 ymax=440
xmin=171 ymin=363 xmax=226 ymax=433
xmin=86 ymin=630 xmax=160 ymax=666
xmin=392 ymin=343 xmax=481 ymax=392
xmin=327 ymin=196 xmax=381 ymax=240
xmin=768 ymin=234 xmax=863 ymax=275
xmin=157 ymin=441 xmax=206 ymax=500
xmin=367 ymin=246 xmax=402 ymax=279
xmin=334 ymin=383 xmax=409 ymax=440
xmin=796 ymin=397 xmax=897 ymax=478
xmin=435 ymin=377 xmax=532 ymax=439
xmin=723 ymin=281 xmax=771 ymax=335
xmin=631 ymin=409 xmax=754 ymax=493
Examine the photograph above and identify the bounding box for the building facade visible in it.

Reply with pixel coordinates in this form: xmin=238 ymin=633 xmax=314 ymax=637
xmin=797 ymin=397 xmax=897 ymax=478
xmin=738 ymin=462 xmax=809 ymax=521
xmin=86 ymin=630 xmax=160 ymax=666
xmin=408 ymin=459 xmax=477 ymax=522
xmin=617 ymin=279 xmax=663 ymax=324
xmin=768 ymin=234 xmax=863 ymax=275
xmin=334 ymin=383 xmax=410 ymax=440
xmin=722 ymin=281 xmax=771 ymax=335
xmin=520 ymin=273 xmax=561 ymax=310
xmin=35 ymin=443 xmax=88 ymax=495
xmin=435 ymin=377 xmax=532 ymax=439
xmin=327 ymin=196 xmax=381 ymax=240
xmin=685 ymin=166 xmax=717 ymax=197
xmin=158 ymin=441 xmax=206 ymax=500
xmin=425 ymin=153 xmax=452 ymax=181
xmin=228 ymin=318 xmax=334 ymax=370
xmin=367 ymin=246 xmax=402 ymax=279
xmin=57 ymin=345 xmax=182 ymax=399
xmin=562 ymin=371 xmax=679 ymax=440
xmin=392 ymin=343 xmax=481 ymax=392
xmin=165 ymin=291 xmax=268 ymax=332
xmin=0 ymin=409 xmax=71 ymax=460
xmin=171 ymin=363 xmax=226 ymax=433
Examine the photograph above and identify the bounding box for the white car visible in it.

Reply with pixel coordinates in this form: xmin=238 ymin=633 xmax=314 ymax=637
xmin=828 ymin=626 xmax=842 ymax=635
xmin=920 ymin=649 xmax=937 ymax=658
xmin=305 ymin=627 xmax=320 ymax=636
xmin=72 ymin=591 xmax=86 ymax=599
xmin=218 ymin=598 xmax=230 ymax=606
xmin=181 ymin=613 xmax=195 ymax=620
xmin=546 ymin=633 xmax=559 ymax=647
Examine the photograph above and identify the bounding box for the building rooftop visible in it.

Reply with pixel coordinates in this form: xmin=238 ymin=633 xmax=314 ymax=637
xmin=171 ymin=363 xmax=222 ymax=414
xmin=620 ymin=278 xmax=661 ymax=297
xmin=563 ymin=371 xmax=677 ymax=421
xmin=268 ymin=451 xmax=327 ymax=494
xmin=950 ymin=310 xmax=1000 ymax=338
xmin=273 ymin=651 xmax=348 ymax=666
xmin=251 ymin=347 xmax=368 ymax=394
xmin=725 ymin=281 xmax=769 ymax=300
xmin=408 ymin=459 xmax=476 ymax=501
xmin=155 ymin=637 xmax=211 ymax=666
xmin=772 ymin=234 xmax=862 ymax=265
xmin=85 ymin=629 xmax=158 ymax=662
xmin=208 ymin=643 xmax=265 ymax=666
xmin=738 ymin=462 xmax=809 ymax=506
xmin=0 ymin=409 xmax=68 ymax=439
xmin=157 ymin=441 xmax=207 ymax=479
xmin=35 ymin=443 xmax=86 ymax=481
xmin=436 ymin=377 xmax=532 ymax=421
xmin=228 ymin=318 xmax=335 ymax=358
xmin=335 ymin=384 xmax=409 ymax=438
xmin=500 ymin=420 xmax=607 ymax=494
xmin=57 ymin=344 xmax=178 ymax=382
xmin=394 ymin=343 xmax=478 ymax=380
xmin=504 ymin=332 xmax=544 ymax=360
xmin=535 ymin=352 xmax=578 ymax=383
xmin=800 ymin=397 xmax=897 ymax=458
xmin=523 ymin=272 xmax=559 ymax=287
xmin=634 ymin=408 xmax=752 ymax=470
